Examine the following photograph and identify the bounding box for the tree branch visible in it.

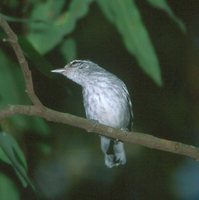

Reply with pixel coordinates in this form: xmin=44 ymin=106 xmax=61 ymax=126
xmin=0 ymin=16 xmax=199 ymax=161
xmin=0 ymin=16 xmax=43 ymax=106
xmin=1 ymin=105 xmax=199 ymax=160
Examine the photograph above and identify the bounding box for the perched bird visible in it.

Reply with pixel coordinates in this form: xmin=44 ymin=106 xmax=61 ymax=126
xmin=52 ymin=60 xmax=133 ymax=168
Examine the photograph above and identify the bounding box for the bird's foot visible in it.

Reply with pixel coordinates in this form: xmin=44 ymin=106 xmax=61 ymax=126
xmin=121 ymin=127 xmax=128 ymax=136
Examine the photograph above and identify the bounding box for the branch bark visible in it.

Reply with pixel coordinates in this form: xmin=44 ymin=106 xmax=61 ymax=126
xmin=0 ymin=16 xmax=199 ymax=161
xmin=1 ymin=105 xmax=199 ymax=160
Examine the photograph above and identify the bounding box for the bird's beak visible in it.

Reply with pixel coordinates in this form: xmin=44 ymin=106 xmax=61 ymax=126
xmin=51 ymin=68 xmax=65 ymax=74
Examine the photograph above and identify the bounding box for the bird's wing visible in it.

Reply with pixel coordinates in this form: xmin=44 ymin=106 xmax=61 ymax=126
xmin=122 ymin=84 xmax=134 ymax=130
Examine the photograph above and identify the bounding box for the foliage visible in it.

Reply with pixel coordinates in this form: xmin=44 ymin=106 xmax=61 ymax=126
xmin=0 ymin=132 xmax=33 ymax=189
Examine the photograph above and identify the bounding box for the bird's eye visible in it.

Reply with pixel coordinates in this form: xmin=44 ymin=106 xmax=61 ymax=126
xmin=70 ymin=60 xmax=83 ymax=68
xmin=71 ymin=60 xmax=80 ymax=65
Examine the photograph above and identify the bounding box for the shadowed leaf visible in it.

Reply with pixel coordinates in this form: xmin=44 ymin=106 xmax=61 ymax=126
xmin=27 ymin=0 xmax=93 ymax=54
xmin=147 ymin=0 xmax=186 ymax=32
xmin=97 ymin=0 xmax=162 ymax=85
xmin=0 ymin=132 xmax=33 ymax=188
xmin=0 ymin=173 xmax=20 ymax=200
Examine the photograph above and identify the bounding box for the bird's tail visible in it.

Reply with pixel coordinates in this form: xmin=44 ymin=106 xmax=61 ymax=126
xmin=100 ymin=136 xmax=126 ymax=168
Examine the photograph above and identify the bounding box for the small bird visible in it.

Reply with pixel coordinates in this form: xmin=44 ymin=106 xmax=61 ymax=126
xmin=52 ymin=60 xmax=133 ymax=168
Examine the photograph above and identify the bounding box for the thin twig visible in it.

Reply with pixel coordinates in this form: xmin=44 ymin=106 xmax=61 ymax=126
xmin=0 ymin=16 xmax=199 ymax=162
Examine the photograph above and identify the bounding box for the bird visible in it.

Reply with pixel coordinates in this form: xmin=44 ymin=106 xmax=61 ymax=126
xmin=51 ymin=60 xmax=133 ymax=168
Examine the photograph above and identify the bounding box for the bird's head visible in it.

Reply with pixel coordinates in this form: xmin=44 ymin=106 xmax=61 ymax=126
xmin=51 ymin=60 xmax=106 ymax=86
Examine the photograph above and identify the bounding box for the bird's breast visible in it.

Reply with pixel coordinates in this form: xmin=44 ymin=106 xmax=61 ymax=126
xmin=83 ymin=86 xmax=130 ymax=128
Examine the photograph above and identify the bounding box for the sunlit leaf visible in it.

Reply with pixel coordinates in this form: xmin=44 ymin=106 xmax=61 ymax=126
xmin=28 ymin=0 xmax=93 ymax=54
xmin=0 ymin=132 xmax=33 ymax=188
xmin=147 ymin=0 xmax=186 ymax=32
xmin=97 ymin=0 xmax=162 ymax=86
xmin=0 ymin=173 xmax=20 ymax=200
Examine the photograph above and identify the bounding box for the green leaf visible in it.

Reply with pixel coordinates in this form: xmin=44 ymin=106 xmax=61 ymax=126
xmin=60 ymin=37 xmax=77 ymax=62
xmin=0 ymin=132 xmax=34 ymax=188
xmin=0 ymin=49 xmax=49 ymax=135
xmin=0 ymin=147 xmax=11 ymax=165
xmin=27 ymin=0 xmax=94 ymax=54
xmin=147 ymin=0 xmax=186 ymax=32
xmin=97 ymin=0 xmax=162 ymax=86
xmin=0 ymin=173 xmax=20 ymax=200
